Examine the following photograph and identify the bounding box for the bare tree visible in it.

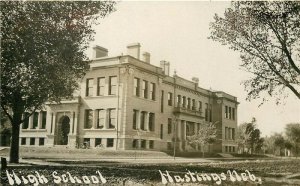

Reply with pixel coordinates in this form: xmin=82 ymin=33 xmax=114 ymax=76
xmin=210 ymin=1 xmax=300 ymax=104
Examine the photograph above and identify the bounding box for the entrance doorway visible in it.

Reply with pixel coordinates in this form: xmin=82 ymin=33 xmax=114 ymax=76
xmin=54 ymin=116 xmax=70 ymax=145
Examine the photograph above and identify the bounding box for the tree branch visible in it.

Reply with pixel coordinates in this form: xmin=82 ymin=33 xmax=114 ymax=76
xmin=1 ymin=104 xmax=13 ymax=123
xmin=267 ymin=18 xmax=300 ymax=75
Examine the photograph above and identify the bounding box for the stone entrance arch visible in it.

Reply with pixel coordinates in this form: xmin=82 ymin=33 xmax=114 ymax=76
xmin=54 ymin=115 xmax=70 ymax=145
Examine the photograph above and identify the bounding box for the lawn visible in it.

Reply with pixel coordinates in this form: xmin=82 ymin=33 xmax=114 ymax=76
xmin=1 ymin=159 xmax=300 ymax=185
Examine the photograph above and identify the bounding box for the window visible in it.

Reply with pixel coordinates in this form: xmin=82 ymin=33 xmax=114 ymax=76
xmin=107 ymin=138 xmax=114 ymax=147
xmin=41 ymin=111 xmax=47 ymax=129
xmin=84 ymin=109 xmax=93 ymax=129
xmin=22 ymin=112 xmax=30 ymax=129
xmin=182 ymin=96 xmax=186 ymax=108
xmin=168 ymin=92 xmax=173 ymax=106
xmin=198 ymin=101 xmax=202 ymax=111
xmin=140 ymin=111 xmax=146 ymax=130
xmin=108 ymin=109 xmax=116 ymax=129
xmin=83 ymin=138 xmax=90 ymax=147
xmin=232 ymin=108 xmax=235 ymax=120
xmin=97 ymin=77 xmax=105 ymax=96
xmin=168 ymin=118 xmax=172 ymax=134
xmin=150 ymin=83 xmax=156 ymax=100
xmin=225 ymin=127 xmax=228 ymax=139
xmin=142 ymin=80 xmax=148 ymax=98
xmin=177 ymin=95 xmax=181 ymax=107
xmin=232 ymin=128 xmax=235 ymax=140
xmin=95 ymin=138 xmax=102 ymax=147
xmin=149 ymin=140 xmax=154 ymax=149
xmin=30 ymin=138 xmax=35 ymax=145
xmin=97 ymin=109 xmax=105 ymax=129
xmin=32 ymin=112 xmax=39 ymax=129
xmin=205 ymin=103 xmax=208 ymax=121
xmin=21 ymin=138 xmax=26 ymax=145
xmin=186 ymin=122 xmax=195 ymax=136
xmin=160 ymin=124 xmax=163 ymax=139
xmin=187 ymin=98 xmax=191 ymax=109
xmin=132 ymin=139 xmax=138 ymax=148
xmin=229 ymin=107 xmax=232 ymax=119
xmin=134 ymin=78 xmax=140 ymax=96
xmin=167 ymin=142 xmax=172 ymax=150
xmin=141 ymin=140 xmax=146 ymax=149
xmin=225 ymin=106 xmax=228 ymax=119
xmin=161 ymin=91 xmax=164 ymax=112
xmin=86 ymin=78 xmax=93 ymax=96
xmin=133 ymin=109 xmax=138 ymax=130
xmin=109 ymin=76 xmax=117 ymax=95
xmin=192 ymin=99 xmax=196 ymax=110
xmin=39 ymin=138 xmax=45 ymax=146
xmin=209 ymin=104 xmax=212 ymax=122
xmin=149 ymin=113 xmax=155 ymax=131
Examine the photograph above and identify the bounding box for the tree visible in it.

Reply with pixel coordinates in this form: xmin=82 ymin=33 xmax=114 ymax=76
xmin=237 ymin=117 xmax=264 ymax=154
xmin=1 ymin=1 xmax=115 ymax=163
xmin=273 ymin=133 xmax=285 ymax=156
xmin=285 ymin=123 xmax=300 ymax=156
xmin=210 ymin=1 xmax=300 ymax=103
xmin=237 ymin=118 xmax=255 ymax=154
xmin=187 ymin=122 xmax=217 ymax=157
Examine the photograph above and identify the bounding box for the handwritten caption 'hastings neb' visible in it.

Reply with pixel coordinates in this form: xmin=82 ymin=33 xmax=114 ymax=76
xmin=159 ymin=170 xmax=262 ymax=185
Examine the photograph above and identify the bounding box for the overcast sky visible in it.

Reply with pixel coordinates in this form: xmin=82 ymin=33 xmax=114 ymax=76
xmin=89 ymin=1 xmax=300 ymax=137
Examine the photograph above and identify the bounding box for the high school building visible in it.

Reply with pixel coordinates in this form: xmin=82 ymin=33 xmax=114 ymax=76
xmin=19 ymin=43 xmax=238 ymax=153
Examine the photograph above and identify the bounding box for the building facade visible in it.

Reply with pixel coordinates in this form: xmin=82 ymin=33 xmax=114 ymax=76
xmin=19 ymin=43 xmax=238 ymax=153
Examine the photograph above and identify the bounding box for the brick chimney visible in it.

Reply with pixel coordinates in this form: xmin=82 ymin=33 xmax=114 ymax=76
xmin=93 ymin=45 xmax=108 ymax=58
xmin=127 ymin=43 xmax=141 ymax=59
xmin=160 ymin=60 xmax=170 ymax=76
xmin=142 ymin=52 xmax=150 ymax=63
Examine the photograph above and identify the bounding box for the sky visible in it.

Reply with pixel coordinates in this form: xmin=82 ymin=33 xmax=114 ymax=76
xmin=88 ymin=1 xmax=300 ymax=137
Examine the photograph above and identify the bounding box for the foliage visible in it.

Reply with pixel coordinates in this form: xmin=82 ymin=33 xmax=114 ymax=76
xmin=187 ymin=122 xmax=217 ymax=157
xmin=237 ymin=117 xmax=264 ymax=154
xmin=273 ymin=133 xmax=285 ymax=155
xmin=285 ymin=123 xmax=300 ymax=156
xmin=0 ymin=1 xmax=116 ymax=163
xmin=264 ymin=131 xmax=297 ymax=156
xmin=210 ymin=1 xmax=300 ymax=104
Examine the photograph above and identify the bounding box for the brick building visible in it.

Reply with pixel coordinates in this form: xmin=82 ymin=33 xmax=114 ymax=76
xmin=19 ymin=43 xmax=238 ymax=153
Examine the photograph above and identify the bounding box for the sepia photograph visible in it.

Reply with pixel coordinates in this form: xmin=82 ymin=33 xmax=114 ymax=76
xmin=1 ymin=0 xmax=300 ymax=185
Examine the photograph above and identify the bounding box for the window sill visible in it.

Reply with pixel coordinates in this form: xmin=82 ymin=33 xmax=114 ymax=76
xmin=21 ymin=129 xmax=47 ymax=132
xmin=85 ymin=95 xmax=118 ymax=99
xmin=83 ymin=128 xmax=116 ymax=131
xmin=133 ymin=96 xmax=156 ymax=102
xmin=133 ymin=129 xmax=154 ymax=132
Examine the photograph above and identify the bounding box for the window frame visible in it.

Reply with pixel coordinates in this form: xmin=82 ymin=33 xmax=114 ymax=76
xmin=109 ymin=76 xmax=117 ymax=95
xmin=86 ymin=78 xmax=94 ymax=97
xmin=108 ymin=108 xmax=116 ymax=129
xmin=84 ymin=109 xmax=93 ymax=129
xmin=97 ymin=77 xmax=105 ymax=96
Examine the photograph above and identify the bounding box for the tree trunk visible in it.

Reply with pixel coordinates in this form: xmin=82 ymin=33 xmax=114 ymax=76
xmin=10 ymin=122 xmax=20 ymax=163
xmin=9 ymin=108 xmax=23 ymax=163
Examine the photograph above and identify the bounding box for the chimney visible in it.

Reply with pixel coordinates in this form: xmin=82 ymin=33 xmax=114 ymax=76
xmin=142 ymin=52 xmax=150 ymax=63
xmin=192 ymin=77 xmax=199 ymax=84
xmin=160 ymin=60 xmax=170 ymax=76
xmin=127 ymin=43 xmax=141 ymax=59
xmin=93 ymin=45 xmax=108 ymax=58
xmin=192 ymin=77 xmax=199 ymax=88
